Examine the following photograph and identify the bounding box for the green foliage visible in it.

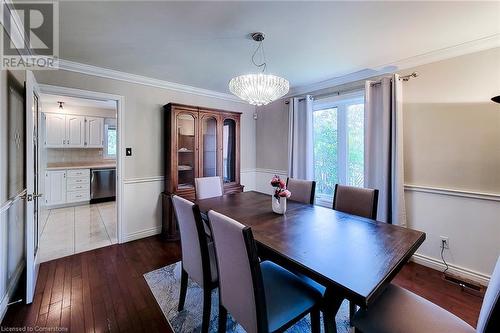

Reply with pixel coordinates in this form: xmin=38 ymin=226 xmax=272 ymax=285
xmin=313 ymin=108 xmax=338 ymax=196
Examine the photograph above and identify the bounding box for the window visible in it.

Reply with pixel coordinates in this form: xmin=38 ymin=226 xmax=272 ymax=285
xmin=313 ymin=91 xmax=364 ymax=204
xmin=104 ymin=124 xmax=116 ymax=158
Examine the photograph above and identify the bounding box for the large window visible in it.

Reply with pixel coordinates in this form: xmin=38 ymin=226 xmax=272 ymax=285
xmin=313 ymin=92 xmax=364 ymax=204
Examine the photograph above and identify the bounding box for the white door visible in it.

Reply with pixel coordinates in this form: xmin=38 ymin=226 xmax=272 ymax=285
xmin=45 ymin=171 xmax=66 ymax=206
xmin=86 ymin=117 xmax=104 ymax=147
xmin=44 ymin=113 xmax=66 ymax=148
xmin=25 ymin=71 xmax=42 ymax=304
xmin=66 ymin=115 xmax=85 ymax=147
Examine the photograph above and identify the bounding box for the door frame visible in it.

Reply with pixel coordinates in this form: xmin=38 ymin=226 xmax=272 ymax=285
xmin=38 ymin=84 xmax=125 ymax=244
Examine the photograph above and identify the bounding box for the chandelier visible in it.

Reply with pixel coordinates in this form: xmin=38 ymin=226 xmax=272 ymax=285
xmin=229 ymin=32 xmax=289 ymax=106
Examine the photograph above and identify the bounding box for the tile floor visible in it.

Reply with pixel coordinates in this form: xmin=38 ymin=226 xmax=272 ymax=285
xmin=38 ymin=201 xmax=117 ymax=263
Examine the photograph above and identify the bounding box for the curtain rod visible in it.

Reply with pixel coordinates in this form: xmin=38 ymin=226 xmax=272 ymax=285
xmin=286 ymin=72 xmax=418 ymax=103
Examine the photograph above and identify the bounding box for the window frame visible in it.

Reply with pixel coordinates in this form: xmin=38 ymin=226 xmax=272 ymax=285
xmin=312 ymin=90 xmax=365 ymax=206
xmin=103 ymin=123 xmax=117 ymax=159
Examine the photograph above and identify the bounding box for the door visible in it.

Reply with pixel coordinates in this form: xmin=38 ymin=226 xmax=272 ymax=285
xmin=174 ymin=111 xmax=198 ymax=191
xmin=44 ymin=113 xmax=65 ymax=147
xmin=66 ymin=115 xmax=85 ymax=147
xmin=86 ymin=117 xmax=104 ymax=147
xmin=199 ymin=112 xmax=221 ymax=178
xmin=45 ymin=171 xmax=66 ymax=206
xmin=25 ymin=71 xmax=42 ymax=304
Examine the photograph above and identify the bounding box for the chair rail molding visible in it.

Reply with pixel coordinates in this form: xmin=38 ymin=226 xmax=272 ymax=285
xmin=404 ymin=184 xmax=500 ymax=202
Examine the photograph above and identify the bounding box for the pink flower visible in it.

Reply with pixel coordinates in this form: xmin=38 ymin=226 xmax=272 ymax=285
xmin=270 ymin=175 xmax=281 ymax=187
xmin=279 ymin=190 xmax=291 ymax=198
xmin=279 ymin=179 xmax=286 ymax=189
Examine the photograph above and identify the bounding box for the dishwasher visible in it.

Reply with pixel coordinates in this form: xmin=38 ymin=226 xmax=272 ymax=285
xmin=90 ymin=168 xmax=116 ymax=203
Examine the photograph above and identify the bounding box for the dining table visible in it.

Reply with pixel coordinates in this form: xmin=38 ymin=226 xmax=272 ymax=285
xmin=195 ymin=191 xmax=426 ymax=333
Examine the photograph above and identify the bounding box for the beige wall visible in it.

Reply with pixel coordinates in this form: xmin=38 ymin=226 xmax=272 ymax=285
xmin=403 ymin=47 xmax=500 ymax=193
xmin=42 ymin=104 xmax=117 ymax=119
xmin=34 ymin=70 xmax=257 ymax=180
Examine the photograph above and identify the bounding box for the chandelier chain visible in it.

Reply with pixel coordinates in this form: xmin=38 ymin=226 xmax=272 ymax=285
xmin=251 ymin=40 xmax=267 ymax=73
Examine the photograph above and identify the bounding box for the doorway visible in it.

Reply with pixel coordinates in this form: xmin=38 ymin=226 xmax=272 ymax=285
xmin=36 ymin=85 xmax=124 ymax=263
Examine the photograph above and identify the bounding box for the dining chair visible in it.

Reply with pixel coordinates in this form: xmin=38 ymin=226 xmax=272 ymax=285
xmin=195 ymin=176 xmax=224 ymax=200
xmin=332 ymin=184 xmax=379 ymax=220
xmin=207 ymin=210 xmax=323 ymax=333
xmin=286 ymin=178 xmax=316 ymax=204
xmin=171 ymin=195 xmax=218 ymax=333
xmin=353 ymin=255 xmax=500 ymax=333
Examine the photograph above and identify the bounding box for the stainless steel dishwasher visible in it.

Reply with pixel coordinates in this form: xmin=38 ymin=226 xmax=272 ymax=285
xmin=90 ymin=168 xmax=116 ymax=202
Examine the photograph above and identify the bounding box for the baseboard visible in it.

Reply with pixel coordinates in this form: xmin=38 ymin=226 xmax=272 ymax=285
xmin=411 ymin=253 xmax=490 ymax=286
xmin=0 ymin=261 xmax=25 ymax=322
xmin=124 ymin=225 xmax=162 ymax=243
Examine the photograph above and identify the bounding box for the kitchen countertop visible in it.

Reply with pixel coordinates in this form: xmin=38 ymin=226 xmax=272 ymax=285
xmin=46 ymin=161 xmax=116 ymax=170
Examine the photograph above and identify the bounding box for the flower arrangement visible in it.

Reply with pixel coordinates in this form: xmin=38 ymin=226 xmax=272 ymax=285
xmin=270 ymin=175 xmax=291 ymax=202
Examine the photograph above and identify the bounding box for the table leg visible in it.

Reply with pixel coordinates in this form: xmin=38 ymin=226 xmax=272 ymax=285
xmin=323 ymin=287 xmax=344 ymax=333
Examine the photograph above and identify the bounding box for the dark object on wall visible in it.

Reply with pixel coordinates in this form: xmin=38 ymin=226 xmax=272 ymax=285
xmin=161 ymin=103 xmax=244 ymax=241
xmin=492 ymin=95 xmax=500 ymax=103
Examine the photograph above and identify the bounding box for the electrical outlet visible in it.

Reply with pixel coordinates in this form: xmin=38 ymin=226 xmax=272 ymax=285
xmin=440 ymin=236 xmax=449 ymax=249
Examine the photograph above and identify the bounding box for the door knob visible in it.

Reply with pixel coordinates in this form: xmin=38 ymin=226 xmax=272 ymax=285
xmin=20 ymin=193 xmax=33 ymax=201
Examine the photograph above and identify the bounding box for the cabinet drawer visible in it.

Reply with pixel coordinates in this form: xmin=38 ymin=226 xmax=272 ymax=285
xmin=66 ymin=190 xmax=90 ymax=203
xmin=67 ymin=177 xmax=90 ymax=186
xmin=67 ymin=169 xmax=90 ymax=178
xmin=67 ymin=183 xmax=90 ymax=192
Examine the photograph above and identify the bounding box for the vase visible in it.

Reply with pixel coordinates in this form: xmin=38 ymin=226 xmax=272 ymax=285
xmin=272 ymin=196 xmax=287 ymax=214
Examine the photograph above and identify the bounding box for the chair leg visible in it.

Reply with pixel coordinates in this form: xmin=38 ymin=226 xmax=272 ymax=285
xmin=349 ymin=301 xmax=357 ymax=325
xmin=201 ymin=287 xmax=212 ymax=333
xmin=310 ymin=307 xmax=321 ymax=333
xmin=178 ymin=268 xmax=188 ymax=311
xmin=218 ymin=304 xmax=228 ymax=333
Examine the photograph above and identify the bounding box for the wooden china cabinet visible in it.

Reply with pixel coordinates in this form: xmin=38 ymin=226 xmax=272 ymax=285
xmin=161 ymin=103 xmax=243 ymax=241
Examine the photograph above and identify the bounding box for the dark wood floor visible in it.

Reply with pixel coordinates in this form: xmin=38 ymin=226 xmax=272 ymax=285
xmin=1 ymin=236 xmax=483 ymax=332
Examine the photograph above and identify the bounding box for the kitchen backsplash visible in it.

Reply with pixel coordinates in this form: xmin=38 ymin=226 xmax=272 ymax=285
xmin=46 ymin=148 xmax=115 ymax=163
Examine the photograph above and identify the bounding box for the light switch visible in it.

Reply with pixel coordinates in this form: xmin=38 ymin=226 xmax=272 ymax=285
xmin=126 ymin=148 xmax=132 ymax=156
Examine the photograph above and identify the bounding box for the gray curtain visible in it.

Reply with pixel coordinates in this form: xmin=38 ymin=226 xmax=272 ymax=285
xmin=287 ymin=95 xmax=314 ymax=180
xmin=364 ymin=74 xmax=407 ymax=226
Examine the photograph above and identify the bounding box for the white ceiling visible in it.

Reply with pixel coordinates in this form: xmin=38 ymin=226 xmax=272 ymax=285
xmin=40 ymin=94 xmax=117 ymax=110
xmin=59 ymin=1 xmax=500 ymax=93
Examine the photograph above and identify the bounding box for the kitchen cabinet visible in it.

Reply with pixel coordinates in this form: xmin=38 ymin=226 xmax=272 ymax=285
xmin=85 ymin=117 xmax=104 ymax=148
xmin=44 ymin=170 xmax=66 ymax=206
xmin=43 ymin=113 xmax=103 ymax=148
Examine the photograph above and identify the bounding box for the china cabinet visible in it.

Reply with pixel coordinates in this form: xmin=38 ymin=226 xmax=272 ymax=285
xmin=162 ymin=103 xmax=243 ymax=240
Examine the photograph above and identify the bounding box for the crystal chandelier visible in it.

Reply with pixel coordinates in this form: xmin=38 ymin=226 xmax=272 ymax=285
xmin=229 ymin=32 xmax=289 ymax=106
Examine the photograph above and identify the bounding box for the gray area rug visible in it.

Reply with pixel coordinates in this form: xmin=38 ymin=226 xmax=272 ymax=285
xmin=144 ymin=262 xmax=351 ymax=333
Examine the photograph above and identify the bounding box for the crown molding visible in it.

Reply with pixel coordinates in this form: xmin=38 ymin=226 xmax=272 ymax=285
xmin=288 ymin=34 xmax=500 ymax=97
xmin=56 ymin=59 xmax=246 ymax=104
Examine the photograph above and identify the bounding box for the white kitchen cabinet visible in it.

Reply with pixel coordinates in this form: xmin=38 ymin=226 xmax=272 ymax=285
xmin=66 ymin=115 xmax=85 ymax=147
xmin=85 ymin=117 xmax=104 ymax=148
xmin=45 ymin=170 xmax=66 ymax=205
xmin=45 ymin=113 xmax=66 ymax=148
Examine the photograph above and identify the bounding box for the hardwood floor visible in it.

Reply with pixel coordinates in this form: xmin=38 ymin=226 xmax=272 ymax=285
xmin=1 ymin=236 xmax=483 ymax=332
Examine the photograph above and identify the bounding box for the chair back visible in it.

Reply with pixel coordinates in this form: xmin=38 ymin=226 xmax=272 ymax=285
xmin=195 ymin=176 xmax=223 ymax=200
xmin=286 ymin=178 xmax=316 ymax=204
xmin=332 ymin=184 xmax=379 ymax=220
xmin=171 ymin=195 xmax=211 ymax=287
xmin=477 ymin=256 xmax=500 ymax=333
xmin=208 ymin=210 xmax=266 ymax=333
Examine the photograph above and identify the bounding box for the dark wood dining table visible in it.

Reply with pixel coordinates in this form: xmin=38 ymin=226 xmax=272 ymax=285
xmin=195 ymin=191 xmax=425 ymax=333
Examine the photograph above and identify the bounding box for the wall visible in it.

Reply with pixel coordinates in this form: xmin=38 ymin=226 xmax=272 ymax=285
xmin=254 ymin=48 xmax=500 ymax=284
xmin=34 ymin=69 xmax=256 ymax=242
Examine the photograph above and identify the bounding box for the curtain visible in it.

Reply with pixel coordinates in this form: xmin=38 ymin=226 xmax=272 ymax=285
xmin=364 ymin=74 xmax=407 ymax=226
xmin=287 ymin=95 xmax=314 ymax=180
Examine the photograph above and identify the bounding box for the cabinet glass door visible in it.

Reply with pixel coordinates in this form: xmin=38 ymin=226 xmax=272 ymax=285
xmin=222 ymin=118 xmax=236 ymax=183
xmin=176 ymin=113 xmax=196 ymax=190
xmin=201 ymin=116 xmax=217 ymax=177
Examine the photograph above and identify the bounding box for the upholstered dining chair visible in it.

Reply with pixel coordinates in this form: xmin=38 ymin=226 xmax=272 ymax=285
xmin=195 ymin=176 xmax=224 ymax=200
xmin=171 ymin=195 xmax=218 ymax=333
xmin=353 ymin=255 xmax=500 ymax=333
xmin=332 ymin=184 xmax=379 ymax=220
xmin=207 ymin=210 xmax=323 ymax=333
xmin=286 ymin=178 xmax=316 ymax=204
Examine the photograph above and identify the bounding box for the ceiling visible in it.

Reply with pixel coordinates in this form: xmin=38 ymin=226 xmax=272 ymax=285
xmin=41 ymin=94 xmax=117 ymax=110
xmin=59 ymin=1 xmax=500 ymax=94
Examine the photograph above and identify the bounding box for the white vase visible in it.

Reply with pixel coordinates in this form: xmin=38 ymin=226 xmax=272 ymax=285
xmin=272 ymin=196 xmax=287 ymax=214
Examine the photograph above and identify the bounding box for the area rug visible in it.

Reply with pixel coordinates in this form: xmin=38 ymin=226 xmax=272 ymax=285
xmin=144 ymin=262 xmax=351 ymax=332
